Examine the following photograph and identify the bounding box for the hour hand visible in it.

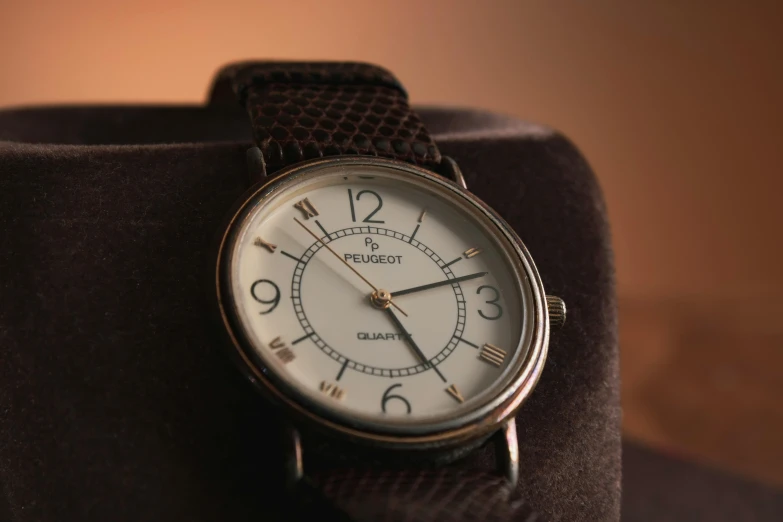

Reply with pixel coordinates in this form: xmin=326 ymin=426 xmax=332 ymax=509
xmin=389 ymin=272 xmax=487 ymax=298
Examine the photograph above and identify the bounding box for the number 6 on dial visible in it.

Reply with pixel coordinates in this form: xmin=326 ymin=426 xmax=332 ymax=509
xmin=381 ymin=383 xmax=411 ymax=414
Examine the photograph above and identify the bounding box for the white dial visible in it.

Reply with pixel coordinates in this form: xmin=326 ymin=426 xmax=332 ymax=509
xmin=221 ymin=160 xmax=536 ymax=432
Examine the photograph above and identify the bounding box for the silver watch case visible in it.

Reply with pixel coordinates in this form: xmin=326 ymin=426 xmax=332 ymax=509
xmin=214 ymin=155 xmax=550 ymax=475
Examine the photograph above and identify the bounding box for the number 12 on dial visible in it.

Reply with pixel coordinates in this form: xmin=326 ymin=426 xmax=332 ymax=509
xmin=348 ymin=188 xmax=385 ymax=224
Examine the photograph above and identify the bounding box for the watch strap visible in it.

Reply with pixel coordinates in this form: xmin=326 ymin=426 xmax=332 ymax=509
xmin=309 ymin=468 xmax=540 ymax=522
xmin=211 ymin=61 xmax=538 ymax=522
xmin=211 ymin=61 xmax=442 ymax=173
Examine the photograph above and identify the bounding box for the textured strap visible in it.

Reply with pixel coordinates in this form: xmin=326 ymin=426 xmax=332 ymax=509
xmin=212 ymin=61 xmax=442 ymax=173
xmin=211 ymin=61 xmax=537 ymax=522
xmin=308 ymin=469 xmax=542 ymax=522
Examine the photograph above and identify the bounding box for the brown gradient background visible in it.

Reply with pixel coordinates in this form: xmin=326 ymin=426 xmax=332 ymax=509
xmin=2 ymin=1 xmax=782 ymax=486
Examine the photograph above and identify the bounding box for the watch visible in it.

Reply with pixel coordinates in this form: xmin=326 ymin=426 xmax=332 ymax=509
xmin=210 ymin=61 xmax=566 ymax=521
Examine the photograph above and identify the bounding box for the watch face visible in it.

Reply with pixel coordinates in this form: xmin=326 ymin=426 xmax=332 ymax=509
xmin=217 ymin=157 xmax=546 ymax=441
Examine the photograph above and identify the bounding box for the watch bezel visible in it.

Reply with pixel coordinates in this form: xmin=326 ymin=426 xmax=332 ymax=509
xmin=214 ymin=156 xmax=549 ymax=450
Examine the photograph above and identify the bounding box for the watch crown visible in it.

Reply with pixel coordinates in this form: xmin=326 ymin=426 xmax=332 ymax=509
xmin=546 ymin=295 xmax=567 ymax=329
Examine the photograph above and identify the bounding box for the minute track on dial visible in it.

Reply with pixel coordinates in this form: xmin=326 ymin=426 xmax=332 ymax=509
xmin=288 ymin=225 xmax=468 ymax=379
xmin=293 ymin=217 xmax=408 ymax=317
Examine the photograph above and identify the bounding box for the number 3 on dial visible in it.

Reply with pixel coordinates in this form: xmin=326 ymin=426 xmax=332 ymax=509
xmin=477 ymin=285 xmax=503 ymax=320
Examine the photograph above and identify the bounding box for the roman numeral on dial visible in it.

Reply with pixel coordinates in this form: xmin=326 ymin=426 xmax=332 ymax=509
xmin=464 ymin=247 xmax=482 ymax=258
xmin=445 ymin=384 xmax=465 ymax=403
xmin=253 ymin=236 xmax=277 ymax=253
xmin=319 ymin=381 xmax=346 ymax=400
xmin=269 ymin=336 xmax=295 ymax=364
xmin=479 ymin=343 xmax=506 ymax=367
xmin=294 ymin=197 xmax=319 ymax=219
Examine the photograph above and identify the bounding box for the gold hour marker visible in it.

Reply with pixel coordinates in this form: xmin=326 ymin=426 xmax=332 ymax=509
xmin=418 ymin=209 xmax=427 ymax=223
xmin=464 ymin=247 xmax=482 ymax=259
xmin=276 ymin=348 xmax=295 ymax=364
xmin=319 ymin=381 xmax=346 ymax=400
xmin=446 ymin=384 xmax=465 ymax=403
xmin=253 ymin=236 xmax=277 ymax=253
xmin=294 ymin=197 xmax=319 ymax=219
xmin=479 ymin=343 xmax=506 ymax=367
xmin=269 ymin=336 xmax=295 ymax=364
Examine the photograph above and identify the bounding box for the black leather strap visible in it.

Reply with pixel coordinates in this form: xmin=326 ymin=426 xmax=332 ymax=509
xmin=308 ymin=468 xmax=541 ymax=522
xmin=212 ymin=61 xmax=539 ymax=522
xmin=210 ymin=61 xmax=442 ymax=174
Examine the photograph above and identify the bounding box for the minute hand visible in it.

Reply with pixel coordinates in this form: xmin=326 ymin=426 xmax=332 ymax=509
xmin=390 ymin=272 xmax=487 ymax=297
xmin=385 ymin=307 xmax=447 ymax=383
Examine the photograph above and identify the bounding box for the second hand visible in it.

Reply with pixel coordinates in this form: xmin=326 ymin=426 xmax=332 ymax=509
xmin=293 ymin=217 xmax=408 ymax=317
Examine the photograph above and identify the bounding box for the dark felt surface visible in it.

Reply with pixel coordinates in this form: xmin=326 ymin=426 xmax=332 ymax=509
xmin=0 ymin=105 xmax=619 ymax=521
xmin=622 ymin=441 xmax=783 ymax=521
